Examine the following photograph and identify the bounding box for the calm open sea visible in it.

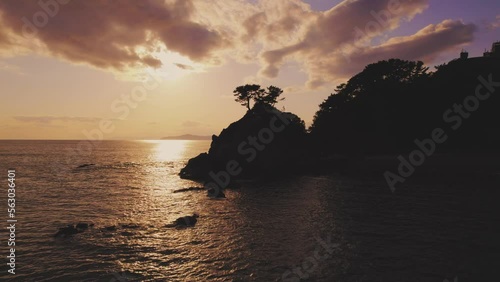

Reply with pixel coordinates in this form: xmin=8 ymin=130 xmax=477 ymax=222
xmin=0 ymin=140 xmax=499 ymax=281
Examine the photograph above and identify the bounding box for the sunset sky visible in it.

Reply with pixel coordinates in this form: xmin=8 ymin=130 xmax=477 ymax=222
xmin=0 ymin=0 xmax=498 ymax=140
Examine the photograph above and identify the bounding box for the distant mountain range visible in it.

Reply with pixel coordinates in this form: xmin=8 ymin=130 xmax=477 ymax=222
xmin=161 ymin=134 xmax=212 ymax=140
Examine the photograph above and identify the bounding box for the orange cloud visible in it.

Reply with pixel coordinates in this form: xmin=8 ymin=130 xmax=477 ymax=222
xmin=0 ymin=0 xmax=479 ymax=88
xmin=0 ymin=0 xmax=228 ymax=71
xmin=259 ymin=0 xmax=433 ymax=86
xmin=306 ymin=19 xmax=476 ymax=87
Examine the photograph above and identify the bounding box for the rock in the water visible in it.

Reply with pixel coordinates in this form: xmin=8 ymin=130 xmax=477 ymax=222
xmin=207 ymin=188 xmax=225 ymax=198
xmin=55 ymin=223 xmax=94 ymax=237
xmin=166 ymin=214 xmax=199 ymax=228
xmin=179 ymin=153 xmax=211 ymax=180
xmin=179 ymin=104 xmax=307 ymax=181
xmin=76 ymin=222 xmax=93 ymax=230
xmin=54 ymin=225 xmax=81 ymax=237
xmin=172 ymin=187 xmax=205 ymax=193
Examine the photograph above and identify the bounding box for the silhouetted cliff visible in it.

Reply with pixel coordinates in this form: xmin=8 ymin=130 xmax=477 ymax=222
xmin=180 ymin=56 xmax=500 ymax=182
xmin=180 ymin=103 xmax=307 ymax=181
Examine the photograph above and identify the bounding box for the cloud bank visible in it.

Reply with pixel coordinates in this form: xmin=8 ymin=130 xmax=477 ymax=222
xmin=0 ymin=0 xmax=478 ymax=87
xmin=0 ymin=0 xmax=227 ymax=70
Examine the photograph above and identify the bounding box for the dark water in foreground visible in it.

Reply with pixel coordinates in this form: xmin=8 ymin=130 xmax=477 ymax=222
xmin=0 ymin=140 xmax=499 ymax=281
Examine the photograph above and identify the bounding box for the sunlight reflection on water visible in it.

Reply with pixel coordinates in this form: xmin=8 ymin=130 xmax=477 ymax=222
xmin=142 ymin=140 xmax=191 ymax=162
xmin=0 ymin=140 xmax=499 ymax=281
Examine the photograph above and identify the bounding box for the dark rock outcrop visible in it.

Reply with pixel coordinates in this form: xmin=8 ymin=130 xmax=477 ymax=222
xmin=179 ymin=153 xmax=211 ymax=180
xmin=76 ymin=222 xmax=93 ymax=230
xmin=54 ymin=223 xmax=93 ymax=237
xmin=207 ymin=187 xmax=225 ymax=198
xmin=54 ymin=225 xmax=80 ymax=237
xmin=180 ymin=103 xmax=307 ymax=182
xmin=172 ymin=186 xmax=205 ymax=193
xmin=166 ymin=214 xmax=199 ymax=228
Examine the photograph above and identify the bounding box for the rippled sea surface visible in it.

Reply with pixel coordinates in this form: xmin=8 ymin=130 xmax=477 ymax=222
xmin=0 ymin=140 xmax=499 ymax=281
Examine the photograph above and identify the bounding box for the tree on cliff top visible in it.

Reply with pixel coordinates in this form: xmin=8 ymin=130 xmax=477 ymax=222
xmin=233 ymin=84 xmax=285 ymax=110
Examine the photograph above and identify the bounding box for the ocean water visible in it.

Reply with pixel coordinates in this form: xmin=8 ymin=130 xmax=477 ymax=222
xmin=0 ymin=140 xmax=499 ymax=281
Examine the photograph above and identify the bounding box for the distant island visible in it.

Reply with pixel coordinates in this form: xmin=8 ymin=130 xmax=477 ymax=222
xmin=161 ymin=134 xmax=212 ymax=140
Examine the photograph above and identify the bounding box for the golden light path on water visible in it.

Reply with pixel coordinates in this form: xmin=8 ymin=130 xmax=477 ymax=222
xmin=141 ymin=140 xmax=191 ymax=162
xmin=107 ymin=140 xmax=232 ymax=280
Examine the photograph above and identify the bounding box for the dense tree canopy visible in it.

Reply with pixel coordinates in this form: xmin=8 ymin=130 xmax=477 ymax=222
xmin=310 ymin=57 xmax=500 ymax=154
xmin=311 ymin=59 xmax=431 ymax=153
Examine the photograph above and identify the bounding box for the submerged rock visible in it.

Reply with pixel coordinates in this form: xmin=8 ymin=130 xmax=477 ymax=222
xmin=207 ymin=188 xmax=225 ymax=199
xmin=172 ymin=186 xmax=205 ymax=193
xmin=166 ymin=214 xmax=199 ymax=228
xmin=54 ymin=225 xmax=79 ymax=237
xmin=76 ymin=222 xmax=93 ymax=230
xmin=54 ymin=225 xmax=82 ymax=237
xmin=54 ymin=222 xmax=94 ymax=237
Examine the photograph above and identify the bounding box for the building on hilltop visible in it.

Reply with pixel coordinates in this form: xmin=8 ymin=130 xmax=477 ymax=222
xmin=483 ymin=41 xmax=500 ymax=58
xmin=460 ymin=50 xmax=469 ymax=60
xmin=447 ymin=41 xmax=500 ymax=73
